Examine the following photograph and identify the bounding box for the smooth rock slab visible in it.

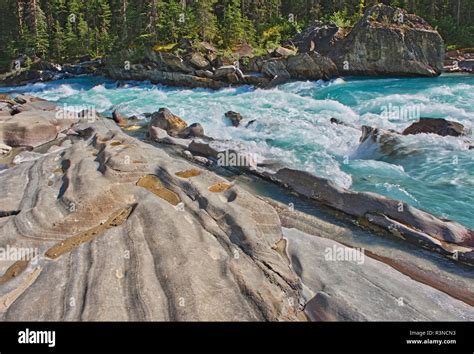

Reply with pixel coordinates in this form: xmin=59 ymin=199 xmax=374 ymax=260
xmin=284 ymin=228 xmax=474 ymax=321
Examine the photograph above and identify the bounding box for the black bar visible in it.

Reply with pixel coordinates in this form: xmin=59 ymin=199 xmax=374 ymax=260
xmin=0 ymin=322 xmax=472 ymax=353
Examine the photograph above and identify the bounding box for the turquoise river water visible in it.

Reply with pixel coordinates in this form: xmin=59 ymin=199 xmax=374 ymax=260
xmin=1 ymin=74 xmax=473 ymax=228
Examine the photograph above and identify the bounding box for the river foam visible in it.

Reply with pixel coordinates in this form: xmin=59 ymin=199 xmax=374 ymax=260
xmin=1 ymin=74 xmax=473 ymax=228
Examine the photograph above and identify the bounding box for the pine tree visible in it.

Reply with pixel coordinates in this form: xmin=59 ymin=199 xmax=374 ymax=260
xmin=34 ymin=6 xmax=49 ymax=57
xmin=51 ymin=20 xmax=65 ymax=59
xmin=190 ymin=0 xmax=219 ymax=42
xmin=219 ymin=0 xmax=248 ymax=47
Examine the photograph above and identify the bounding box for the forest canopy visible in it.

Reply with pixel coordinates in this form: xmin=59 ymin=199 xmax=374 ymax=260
xmin=0 ymin=0 xmax=473 ymax=68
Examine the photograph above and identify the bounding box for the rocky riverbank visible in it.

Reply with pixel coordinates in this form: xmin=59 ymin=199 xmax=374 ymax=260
xmin=1 ymin=3 xmax=450 ymax=90
xmin=104 ymin=4 xmax=446 ymax=89
xmin=0 ymin=96 xmax=473 ymax=321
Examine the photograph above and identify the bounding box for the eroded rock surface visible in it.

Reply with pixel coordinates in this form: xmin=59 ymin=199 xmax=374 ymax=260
xmin=284 ymin=228 xmax=474 ymax=321
xmin=1 ymin=98 xmax=472 ymax=322
xmin=0 ymin=100 xmax=300 ymax=321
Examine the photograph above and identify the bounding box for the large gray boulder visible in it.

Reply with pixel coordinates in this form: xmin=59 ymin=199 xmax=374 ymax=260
xmin=287 ymin=52 xmax=338 ymax=80
xmin=145 ymin=50 xmax=194 ymax=74
xmin=329 ymin=4 xmax=445 ymax=77
xmin=260 ymin=53 xmax=338 ymax=81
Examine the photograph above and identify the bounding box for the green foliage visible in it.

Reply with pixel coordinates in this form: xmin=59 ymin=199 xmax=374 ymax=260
xmin=330 ymin=10 xmax=353 ymax=28
xmin=0 ymin=0 xmax=472 ymax=71
xmin=219 ymin=0 xmax=252 ymax=48
xmin=433 ymin=17 xmax=474 ymax=49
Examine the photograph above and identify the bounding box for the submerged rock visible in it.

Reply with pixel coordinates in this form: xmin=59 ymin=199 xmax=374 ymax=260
xmin=402 ymin=118 xmax=467 ymax=137
xmin=225 ymin=111 xmax=243 ymax=127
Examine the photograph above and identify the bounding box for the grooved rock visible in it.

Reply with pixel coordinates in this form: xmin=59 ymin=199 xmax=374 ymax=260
xmin=177 ymin=123 xmax=205 ymax=138
xmin=0 ymin=101 xmax=301 ymax=321
xmin=270 ymin=168 xmax=474 ymax=253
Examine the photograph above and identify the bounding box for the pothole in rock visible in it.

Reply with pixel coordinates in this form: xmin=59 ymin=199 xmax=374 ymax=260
xmin=175 ymin=169 xmax=202 ymax=179
xmin=208 ymin=182 xmax=233 ymax=193
xmin=45 ymin=206 xmax=134 ymax=260
xmin=136 ymin=175 xmax=181 ymax=206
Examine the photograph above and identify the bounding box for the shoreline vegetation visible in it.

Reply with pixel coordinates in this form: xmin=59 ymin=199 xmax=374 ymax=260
xmin=0 ymin=1 xmax=473 ymax=322
xmin=0 ymin=1 xmax=473 ymax=89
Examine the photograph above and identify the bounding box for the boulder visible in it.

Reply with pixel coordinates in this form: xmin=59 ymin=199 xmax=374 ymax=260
xmin=329 ymin=4 xmax=445 ymax=77
xmin=112 ymin=110 xmax=128 ymax=127
xmin=243 ymin=57 xmax=265 ymax=73
xmin=402 ymin=118 xmax=467 ymax=137
xmin=189 ymin=141 xmax=220 ymax=158
xmin=177 ymin=123 xmax=205 ymax=138
xmin=214 ymin=65 xmax=238 ymax=79
xmin=261 ymin=59 xmax=291 ymax=80
xmin=225 ymin=111 xmax=243 ymax=127
xmin=0 ymin=112 xmax=59 ymax=148
xmin=356 ymin=125 xmax=402 ymax=158
xmin=145 ymin=50 xmax=194 ymax=73
xmin=149 ymin=108 xmax=188 ymax=135
xmin=187 ymin=52 xmax=210 ymax=70
xmin=287 ymin=52 xmax=338 ymax=80
xmin=272 ymin=47 xmax=296 ymax=58
xmin=235 ymin=44 xmax=255 ymax=58
xmin=289 ymin=22 xmax=340 ymax=55
xmin=0 ymin=69 xmax=42 ymax=87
